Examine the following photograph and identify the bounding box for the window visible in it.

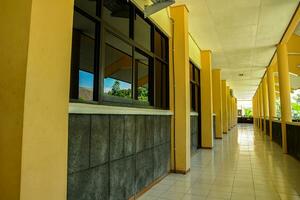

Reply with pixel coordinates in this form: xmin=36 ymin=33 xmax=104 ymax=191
xmin=155 ymin=30 xmax=167 ymax=61
xmin=134 ymin=14 xmax=152 ymax=51
xmin=135 ymin=50 xmax=152 ymax=104
xmin=190 ymin=62 xmax=200 ymax=112
xmin=155 ymin=60 xmax=168 ymax=108
xmin=75 ymin=0 xmax=98 ymax=15
xmin=69 ymin=0 xmax=169 ymax=109
xmin=70 ymin=11 xmax=97 ymax=101
xmin=104 ymin=31 xmax=133 ymax=99
xmin=103 ymin=0 xmax=131 ymax=37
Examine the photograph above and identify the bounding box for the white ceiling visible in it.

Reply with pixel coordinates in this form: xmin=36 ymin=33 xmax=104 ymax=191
xmin=174 ymin=0 xmax=299 ymax=100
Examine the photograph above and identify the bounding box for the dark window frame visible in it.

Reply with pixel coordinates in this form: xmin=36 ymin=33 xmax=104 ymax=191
xmin=70 ymin=0 xmax=169 ymax=109
xmin=190 ymin=61 xmax=200 ymax=112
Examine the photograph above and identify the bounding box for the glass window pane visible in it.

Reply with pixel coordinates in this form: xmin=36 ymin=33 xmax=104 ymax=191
xmin=155 ymin=59 xmax=168 ymax=108
xmin=154 ymin=30 xmax=167 ymax=60
xmin=75 ymin=0 xmax=97 ymax=15
xmin=195 ymin=85 xmax=199 ymax=112
xmin=161 ymin=64 xmax=168 ymax=108
xmin=194 ymin=67 xmax=200 ymax=84
xmin=135 ymin=14 xmax=151 ymax=51
xmin=104 ymin=31 xmax=132 ymax=99
xmin=161 ymin=35 xmax=167 ymax=60
xmin=191 ymin=84 xmax=195 ymax=111
xmin=70 ymin=11 xmax=96 ymax=101
xmin=135 ymin=51 xmax=151 ymax=103
xmin=190 ymin=63 xmax=193 ymax=81
xmin=155 ymin=31 xmax=162 ymax=57
xmin=79 ymin=70 xmax=94 ymax=100
xmin=103 ymin=0 xmax=130 ymax=36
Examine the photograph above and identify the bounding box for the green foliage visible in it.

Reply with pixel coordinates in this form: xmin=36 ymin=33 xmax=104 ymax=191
xmin=244 ymin=108 xmax=252 ymax=117
xmin=107 ymin=81 xmax=149 ymax=102
xmin=291 ymin=92 xmax=300 ymax=120
xmin=138 ymin=87 xmax=148 ymax=101
xmin=108 ymin=80 xmax=131 ymax=98
xmin=275 ymin=98 xmax=281 ymax=119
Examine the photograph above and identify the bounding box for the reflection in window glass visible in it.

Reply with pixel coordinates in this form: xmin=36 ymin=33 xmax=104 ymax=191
xmin=135 ymin=14 xmax=151 ymax=51
xmin=154 ymin=30 xmax=167 ymax=60
xmin=194 ymin=68 xmax=200 ymax=84
xmin=104 ymin=31 xmax=132 ymax=98
xmin=103 ymin=0 xmax=130 ymax=36
xmin=190 ymin=63 xmax=193 ymax=80
xmin=135 ymin=51 xmax=151 ymax=103
xmin=190 ymin=84 xmax=195 ymax=111
xmin=155 ymin=59 xmax=168 ymax=108
xmin=289 ymin=73 xmax=300 ymax=121
xmin=75 ymin=0 xmax=97 ymax=15
xmin=275 ymin=96 xmax=281 ymax=119
xmin=79 ymin=70 xmax=94 ymax=101
xmin=190 ymin=63 xmax=200 ymax=112
xmin=70 ymin=11 xmax=96 ymax=101
xmin=291 ymin=89 xmax=300 ymax=121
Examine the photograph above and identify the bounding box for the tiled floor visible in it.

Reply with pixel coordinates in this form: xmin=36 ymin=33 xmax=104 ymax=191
xmin=139 ymin=124 xmax=300 ymax=200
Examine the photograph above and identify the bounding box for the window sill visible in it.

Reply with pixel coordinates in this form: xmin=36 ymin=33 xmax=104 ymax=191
xmin=287 ymin=121 xmax=300 ymax=126
xmin=190 ymin=112 xmax=199 ymax=116
xmin=69 ymin=103 xmax=173 ymax=116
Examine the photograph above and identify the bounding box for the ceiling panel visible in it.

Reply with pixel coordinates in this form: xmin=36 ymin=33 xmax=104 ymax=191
xmin=174 ymin=0 xmax=299 ymax=100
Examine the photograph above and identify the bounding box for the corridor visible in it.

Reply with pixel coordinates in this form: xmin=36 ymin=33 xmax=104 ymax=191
xmin=139 ymin=124 xmax=300 ymax=200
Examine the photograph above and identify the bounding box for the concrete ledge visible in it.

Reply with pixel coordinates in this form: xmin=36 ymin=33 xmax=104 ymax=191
xmin=287 ymin=121 xmax=300 ymax=126
xmin=69 ymin=103 xmax=174 ymax=116
xmin=190 ymin=112 xmax=199 ymax=116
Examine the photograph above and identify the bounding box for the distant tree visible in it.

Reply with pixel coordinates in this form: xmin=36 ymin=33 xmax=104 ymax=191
xmin=108 ymin=80 xmax=131 ymax=98
xmin=111 ymin=80 xmax=121 ymax=96
xmin=138 ymin=87 xmax=148 ymax=101
xmin=291 ymin=92 xmax=300 ymax=120
xmin=275 ymin=99 xmax=281 ymax=119
xmin=244 ymin=108 xmax=252 ymax=117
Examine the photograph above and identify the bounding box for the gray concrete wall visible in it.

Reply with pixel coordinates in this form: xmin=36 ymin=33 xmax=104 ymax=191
xmin=67 ymin=114 xmax=171 ymax=200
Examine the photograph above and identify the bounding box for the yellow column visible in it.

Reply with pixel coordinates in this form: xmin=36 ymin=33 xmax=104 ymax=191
xmin=255 ymin=94 xmax=258 ymax=126
xmin=259 ymin=83 xmax=264 ymax=131
xmin=170 ymin=5 xmax=191 ymax=172
xmin=262 ymin=76 xmax=269 ymax=134
xmin=230 ymin=97 xmax=234 ymax=127
xmin=227 ymin=87 xmax=231 ymax=130
xmin=256 ymin=92 xmax=261 ymax=129
xmin=277 ymin=43 xmax=292 ymax=153
xmin=235 ymin=98 xmax=237 ymax=126
xmin=232 ymin=97 xmax=236 ymax=126
xmin=252 ymin=96 xmax=256 ymax=126
xmin=0 ymin=0 xmax=73 ymax=199
xmin=255 ymin=92 xmax=258 ymax=127
xmin=267 ymin=66 xmax=276 ymax=140
xmin=258 ymin=90 xmax=261 ymax=129
xmin=222 ymin=80 xmax=228 ymax=133
xmin=212 ymin=69 xmax=223 ymax=138
xmin=201 ymin=50 xmax=213 ymax=148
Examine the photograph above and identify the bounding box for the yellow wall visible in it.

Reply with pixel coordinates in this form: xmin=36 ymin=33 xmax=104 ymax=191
xmin=0 ymin=0 xmax=32 ymax=199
